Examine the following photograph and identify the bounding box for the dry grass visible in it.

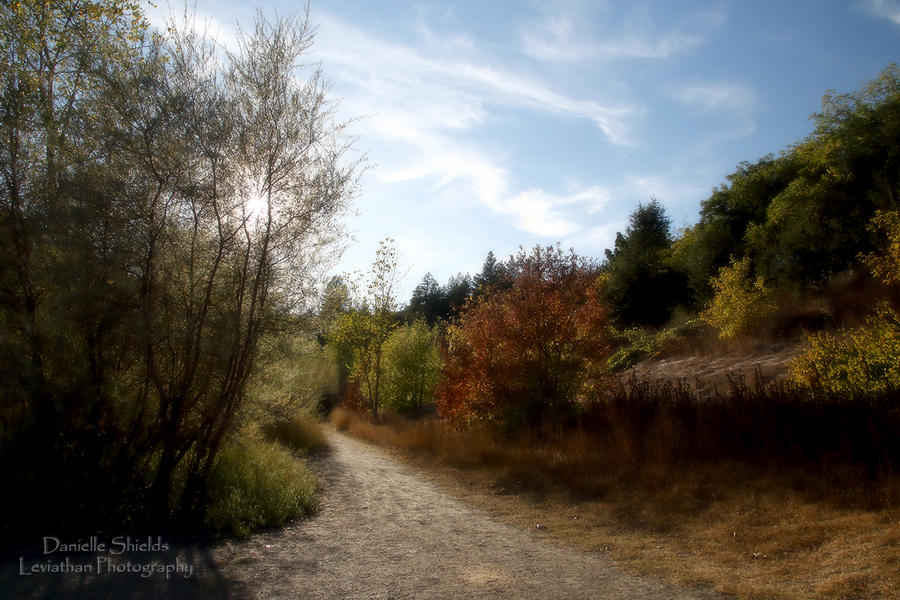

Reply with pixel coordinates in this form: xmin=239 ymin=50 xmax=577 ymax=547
xmin=331 ymin=408 xmax=900 ymax=600
xmin=330 ymin=407 xmax=352 ymax=431
xmin=261 ymin=415 xmax=330 ymax=455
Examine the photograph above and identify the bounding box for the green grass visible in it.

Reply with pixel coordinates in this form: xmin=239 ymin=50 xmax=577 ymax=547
xmin=205 ymin=436 xmax=318 ymax=536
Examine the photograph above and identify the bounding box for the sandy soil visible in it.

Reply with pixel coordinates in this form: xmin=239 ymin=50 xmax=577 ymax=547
xmin=1 ymin=431 xmax=728 ymax=599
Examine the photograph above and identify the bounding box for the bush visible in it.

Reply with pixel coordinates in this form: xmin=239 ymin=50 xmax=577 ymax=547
xmin=607 ymin=319 xmax=709 ymax=372
xmin=701 ymin=257 xmax=777 ymax=339
xmin=788 ymin=209 xmax=900 ymax=397
xmin=790 ymin=306 xmax=900 ymax=397
xmin=205 ymin=437 xmax=318 ymax=537
xmin=864 ymin=210 xmax=900 ymax=286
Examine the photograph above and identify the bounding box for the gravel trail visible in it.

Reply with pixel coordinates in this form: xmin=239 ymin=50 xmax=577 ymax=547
xmin=2 ymin=431 xmax=728 ymax=599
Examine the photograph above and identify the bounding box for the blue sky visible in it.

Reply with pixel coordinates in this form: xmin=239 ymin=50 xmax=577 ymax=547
xmin=146 ymin=1 xmax=900 ymax=300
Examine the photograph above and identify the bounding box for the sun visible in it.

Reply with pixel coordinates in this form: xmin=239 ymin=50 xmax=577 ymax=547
xmin=244 ymin=190 xmax=269 ymax=221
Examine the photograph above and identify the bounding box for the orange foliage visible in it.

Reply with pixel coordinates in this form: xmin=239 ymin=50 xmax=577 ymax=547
xmin=437 ymin=245 xmax=612 ymax=430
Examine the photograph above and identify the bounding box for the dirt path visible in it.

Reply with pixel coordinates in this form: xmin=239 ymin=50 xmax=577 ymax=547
xmin=3 ymin=431 xmax=727 ymax=599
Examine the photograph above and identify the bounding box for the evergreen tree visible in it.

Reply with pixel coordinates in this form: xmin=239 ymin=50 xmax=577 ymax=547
xmin=603 ymin=199 xmax=689 ymax=327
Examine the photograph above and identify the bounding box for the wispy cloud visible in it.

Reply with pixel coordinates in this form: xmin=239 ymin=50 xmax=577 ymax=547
xmin=861 ymin=0 xmax=900 ymax=26
xmin=667 ymin=80 xmax=759 ymax=143
xmin=517 ymin=4 xmax=725 ymax=63
xmin=376 ymin=139 xmax=610 ymax=239
xmin=503 ymin=186 xmax=610 ymax=237
xmin=306 ymin=9 xmax=627 ymax=241
xmin=313 ymin=12 xmax=637 ymax=146
xmin=671 ymin=81 xmax=758 ymax=113
xmin=519 ymin=16 xmax=704 ymax=62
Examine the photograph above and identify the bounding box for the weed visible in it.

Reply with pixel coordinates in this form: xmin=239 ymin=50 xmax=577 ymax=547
xmin=205 ymin=437 xmax=318 ymax=537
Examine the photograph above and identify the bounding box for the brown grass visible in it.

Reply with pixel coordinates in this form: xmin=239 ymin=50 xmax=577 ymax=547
xmin=331 ymin=408 xmax=900 ymax=600
xmin=330 ymin=407 xmax=352 ymax=431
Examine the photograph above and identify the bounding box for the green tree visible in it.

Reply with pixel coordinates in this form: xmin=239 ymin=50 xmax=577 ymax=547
xmin=603 ymin=199 xmax=689 ymax=327
xmin=408 ymin=272 xmax=447 ymax=325
xmin=445 ymin=272 xmax=473 ymax=316
xmin=1 ymin=3 xmax=359 ymax=537
xmin=383 ymin=319 xmax=442 ymax=413
xmin=752 ymin=65 xmax=900 ymax=286
xmin=472 ymin=250 xmax=510 ymax=299
xmin=329 ymin=239 xmax=403 ymax=419
xmin=671 ymin=153 xmax=800 ymax=303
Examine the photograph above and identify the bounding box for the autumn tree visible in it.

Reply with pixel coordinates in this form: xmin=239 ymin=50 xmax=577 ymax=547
xmin=438 ymin=245 xmax=611 ymax=431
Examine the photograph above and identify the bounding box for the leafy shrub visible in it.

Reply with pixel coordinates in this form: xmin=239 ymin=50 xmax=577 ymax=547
xmin=701 ymin=257 xmax=777 ymax=339
xmin=205 ymin=437 xmax=318 ymax=536
xmin=864 ymin=209 xmax=900 ymax=286
xmin=607 ymin=338 xmax=654 ymax=372
xmin=789 ymin=209 xmax=900 ymax=397
xmin=250 ymin=336 xmax=340 ymax=421
xmin=790 ymin=307 xmax=900 ymax=397
xmin=607 ymin=319 xmax=709 ymax=372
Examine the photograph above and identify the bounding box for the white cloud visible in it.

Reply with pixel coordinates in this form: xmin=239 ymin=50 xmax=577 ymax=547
xmin=304 ymin=9 xmax=625 ymax=241
xmin=861 ymin=0 xmax=900 ymax=26
xmin=378 ymin=140 xmax=609 ymax=239
xmin=313 ymin=11 xmax=637 ymax=146
xmin=671 ymin=81 xmax=757 ymax=112
xmin=519 ymin=15 xmax=704 ymax=62
xmin=504 ymin=186 xmax=610 ymax=237
xmin=516 ymin=3 xmax=726 ymax=63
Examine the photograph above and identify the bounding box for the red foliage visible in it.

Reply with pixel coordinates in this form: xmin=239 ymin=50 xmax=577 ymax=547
xmin=437 ymin=246 xmax=612 ymax=430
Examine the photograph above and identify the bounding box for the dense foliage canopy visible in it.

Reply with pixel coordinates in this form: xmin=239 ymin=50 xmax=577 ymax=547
xmin=0 ymin=0 xmax=358 ymax=538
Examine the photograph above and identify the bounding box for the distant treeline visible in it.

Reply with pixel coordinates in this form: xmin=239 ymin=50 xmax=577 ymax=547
xmin=325 ymin=66 xmax=900 ymax=442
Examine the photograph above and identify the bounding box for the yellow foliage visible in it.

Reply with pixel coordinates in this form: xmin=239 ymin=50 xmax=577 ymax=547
xmin=701 ymin=257 xmax=776 ymax=339
xmin=790 ymin=210 xmax=900 ymax=396
xmin=863 ymin=209 xmax=900 ymax=286
xmin=790 ymin=306 xmax=900 ymax=396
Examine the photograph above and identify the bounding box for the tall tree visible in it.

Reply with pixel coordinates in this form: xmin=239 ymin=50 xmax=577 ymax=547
xmin=472 ymin=250 xmax=510 ymax=298
xmin=0 ymin=2 xmax=360 ymax=536
xmin=383 ymin=319 xmax=442 ymax=413
xmin=445 ymin=272 xmax=473 ymax=315
xmin=603 ymin=199 xmax=688 ymax=327
xmin=329 ymin=239 xmax=403 ymax=419
xmin=408 ymin=272 xmax=447 ymax=325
